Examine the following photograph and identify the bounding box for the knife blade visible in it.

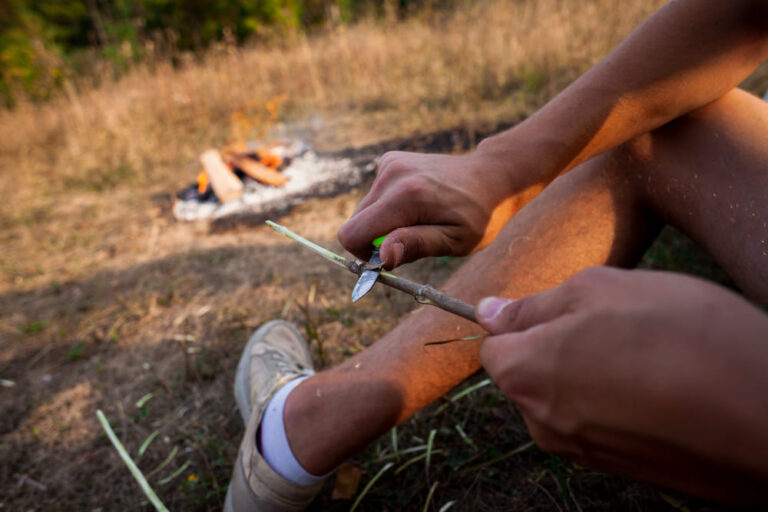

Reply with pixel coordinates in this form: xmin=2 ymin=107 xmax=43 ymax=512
xmin=351 ymin=235 xmax=386 ymax=302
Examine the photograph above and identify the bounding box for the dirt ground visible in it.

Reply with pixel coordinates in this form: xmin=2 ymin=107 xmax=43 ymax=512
xmin=0 ymin=124 xmax=753 ymax=511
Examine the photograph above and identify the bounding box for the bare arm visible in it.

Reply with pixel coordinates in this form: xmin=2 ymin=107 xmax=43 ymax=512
xmin=479 ymin=0 xmax=768 ymax=187
xmin=339 ymin=0 xmax=768 ymax=266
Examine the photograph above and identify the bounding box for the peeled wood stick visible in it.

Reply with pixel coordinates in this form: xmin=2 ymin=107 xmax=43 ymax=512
xmin=266 ymin=220 xmax=477 ymax=324
xmin=225 ymin=153 xmax=288 ymax=187
xmin=200 ymin=149 xmax=243 ymax=202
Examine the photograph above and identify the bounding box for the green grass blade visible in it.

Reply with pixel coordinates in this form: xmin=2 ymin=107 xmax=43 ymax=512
xmin=450 ymin=378 xmax=491 ymax=402
xmin=147 ymin=445 xmax=179 ymax=478
xmin=350 ymin=462 xmax=394 ymax=512
xmin=425 ymin=429 xmax=437 ymax=477
xmin=390 ymin=426 xmax=399 ymax=461
xmin=394 ymin=449 xmax=444 ymax=475
xmin=461 ymin=440 xmax=535 ymax=473
xmin=96 ymin=410 xmax=169 ymax=512
xmin=138 ymin=430 xmax=160 ymax=457
xmin=159 ymin=460 xmax=191 ymax=485
xmin=423 ymin=333 xmax=488 ymax=347
xmin=375 ymin=443 xmax=428 ymax=462
xmin=454 ymin=424 xmax=478 ymax=452
xmin=438 ymin=501 xmax=457 ymax=512
xmin=135 ymin=393 xmax=153 ymax=408
xmin=423 ymin=481 xmax=439 ymax=512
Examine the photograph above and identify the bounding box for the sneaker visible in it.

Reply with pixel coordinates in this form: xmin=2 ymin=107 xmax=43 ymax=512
xmin=224 ymin=320 xmax=323 ymax=512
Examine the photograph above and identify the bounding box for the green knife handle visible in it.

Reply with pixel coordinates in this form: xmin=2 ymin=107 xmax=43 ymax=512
xmin=372 ymin=235 xmax=387 ymax=248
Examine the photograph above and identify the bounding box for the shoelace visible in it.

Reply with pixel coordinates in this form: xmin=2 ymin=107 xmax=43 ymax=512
xmin=267 ymin=350 xmax=305 ymax=372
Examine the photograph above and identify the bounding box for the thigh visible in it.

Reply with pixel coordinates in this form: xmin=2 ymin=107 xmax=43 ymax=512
xmin=626 ymin=88 xmax=768 ymax=303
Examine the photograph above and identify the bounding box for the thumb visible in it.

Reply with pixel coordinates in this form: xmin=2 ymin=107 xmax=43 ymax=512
xmin=476 ymin=286 xmax=570 ymax=335
xmin=381 ymin=225 xmax=467 ymax=268
xmin=475 ymin=297 xmax=518 ymax=334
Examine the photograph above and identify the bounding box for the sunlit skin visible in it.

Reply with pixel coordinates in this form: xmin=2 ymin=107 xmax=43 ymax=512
xmin=338 ymin=0 xmax=768 ymax=269
xmin=271 ymin=0 xmax=768 ymax=504
xmin=478 ymin=267 xmax=768 ymax=500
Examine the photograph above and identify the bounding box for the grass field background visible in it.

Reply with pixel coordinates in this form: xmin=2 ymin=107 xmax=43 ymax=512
xmin=2 ymin=0 xmax=766 ymax=510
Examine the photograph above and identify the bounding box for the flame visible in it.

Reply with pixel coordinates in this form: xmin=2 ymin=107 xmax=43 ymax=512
xmin=228 ymin=94 xmax=288 ymax=142
xmin=197 ymin=170 xmax=209 ymax=193
xmin=257 ymin=147 xmax=283 ymax=169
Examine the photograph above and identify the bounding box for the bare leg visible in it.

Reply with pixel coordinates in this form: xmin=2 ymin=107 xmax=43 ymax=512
xmin=285 ymin=87 xmax=768 ymax=477
xmin=625 ymin=88 xmax=768 ymax=304
xmin=285 ymin=149 xmax=660 ymax=474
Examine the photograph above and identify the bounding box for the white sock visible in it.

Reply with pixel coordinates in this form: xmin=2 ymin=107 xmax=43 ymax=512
xmin=259 ymin=376 xmax=330 ymax=487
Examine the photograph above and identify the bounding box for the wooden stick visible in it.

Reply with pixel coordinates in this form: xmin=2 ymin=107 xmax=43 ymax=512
xmin=266 ymin=221 xmax=478 ymax=324
xmin=225 ymin=153 xmax=288 ymax=187
xmin=200 ymin=149 xmax=243 ymax=202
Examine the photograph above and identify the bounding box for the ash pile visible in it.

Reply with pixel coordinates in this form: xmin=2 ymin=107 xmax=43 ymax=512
xmin=174 ymin=140 xmax=376 ymax=227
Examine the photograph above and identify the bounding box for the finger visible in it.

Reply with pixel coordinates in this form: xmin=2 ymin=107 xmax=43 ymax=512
xmin=351 ymin=152 xmax=410 ymax=216
xmin=349 ymin=188 xmax=381 ymax=220
xmin=479 ymin=317 xmax=571 ymax=411
xmin=379 ymin=225 xmax=468 ymax=268
xmin=479 ymin=328 xmax=546 ymax=408
xmin=337 ymin=197 xmax=417 ymax=260
xmin=475 ymin=285 xmax=573 ymax=335
xmin=480 ymin=332 xmax=579 ymax=455
xmin=479 ymin=332 xmax=528 ymax=393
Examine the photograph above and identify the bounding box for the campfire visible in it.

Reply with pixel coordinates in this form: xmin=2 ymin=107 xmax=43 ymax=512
xmin=177 ymin=142 xmax=293 ymax=204
xmin=174 ymin=140 xmax=376 ymax=226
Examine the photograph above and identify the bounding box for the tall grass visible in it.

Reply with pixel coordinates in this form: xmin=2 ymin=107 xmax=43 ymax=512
xmin=0 ymin=0 xmax=667 ymax=202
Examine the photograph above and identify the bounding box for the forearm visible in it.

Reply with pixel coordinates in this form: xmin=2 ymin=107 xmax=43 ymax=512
xmin=477 ymin=0 xmax=768 ymax=187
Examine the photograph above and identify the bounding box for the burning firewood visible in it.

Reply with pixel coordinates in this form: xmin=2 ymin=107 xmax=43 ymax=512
xmin=200 ymin=149 xmax=243 ymax=203
xmin=224 ymin=152 xmax=288 ymax=187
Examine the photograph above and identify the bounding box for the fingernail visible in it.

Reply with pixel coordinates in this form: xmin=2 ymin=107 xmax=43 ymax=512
xmin=392 ymin=242 xmax=405 ymax=267
xmin=476 ymin=297 xmax=512 ymax=321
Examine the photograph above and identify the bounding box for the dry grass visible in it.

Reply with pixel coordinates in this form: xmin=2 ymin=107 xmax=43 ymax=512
xmin=1 ymin=0 xmax=666 ymax=196
xmin=1 ymin=0 xmax=675 ymax=294
xmin=0 ymin=0 xmax=763 ymax=510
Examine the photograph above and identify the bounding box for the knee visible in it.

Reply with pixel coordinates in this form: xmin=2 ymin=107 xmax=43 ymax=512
xmin=607 ymin=132 xmax=656 ymax=171
xmin=566 ymin=132 xmax=654 ymax=194
xmin=589 ymin=132 xmax=659 ymax=198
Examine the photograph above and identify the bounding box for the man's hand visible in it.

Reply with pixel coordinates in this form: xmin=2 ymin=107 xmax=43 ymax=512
xmin=338 ymin=149 xmax=532 ymax=268
xmin=338 ymin=0 xmax=768 ymax=270
xmin=476 ymin=267 xmax=768 ymax=501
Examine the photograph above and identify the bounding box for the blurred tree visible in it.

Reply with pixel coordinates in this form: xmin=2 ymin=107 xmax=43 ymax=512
xmin=0 ymin=2 xmax=66 ymax=106
xmin=0 ymin=0 xmax=440 ymax=107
